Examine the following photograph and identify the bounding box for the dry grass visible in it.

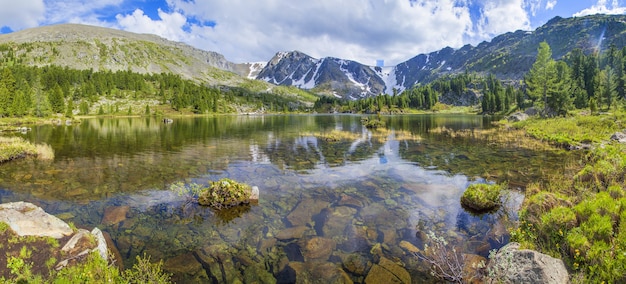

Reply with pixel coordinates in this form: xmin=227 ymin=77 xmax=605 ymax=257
xmin=429 ymin=126 xmax=558 ymax=151
xmin=302 ymin=129 xmax=421 ymax=143
xmin=0 ymin=136 xmax=54 ymax=163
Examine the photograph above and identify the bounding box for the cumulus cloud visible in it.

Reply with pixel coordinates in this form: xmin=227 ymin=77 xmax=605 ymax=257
xmin=475 ymin=0 xmax=531 ymax=38
xmin=124 ymin=0 xmax=488 ymax=65
xmin=116 ymin=9 xmax=188 ymax=42
xmin=0 ymin=0 xmax=576 ymax=66
xmin=574 ymin=0 xmax=626 ymax=17
xmin=0 ymin=0 xmax=45 ymax=30
xmin=44 ymin=0 xmax=125 ymax=25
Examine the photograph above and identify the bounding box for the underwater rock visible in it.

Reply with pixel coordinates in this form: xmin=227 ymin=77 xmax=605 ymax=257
xmin=338 ymin=252 xmax=371 ymax=276
xmin=337 ymin=194 xmax=365 ymax=208
xmin=286 ymin=199 xmax=330 ymax=227
xmin=364 ymin=257 xmax=411 ymax=284
xmin=165 ymin=253 xmax=210 ymax=283
xmin=243 ymin=264 xmax=277 ymax=284
xmin=300 ymin=237 xmax=336 ymax=261
xmin=286 ymin=262 xmax=353 ymax=284
xmin=194 ymin=244 xmax=241 ymax=283
xmin=322 ymin=206 xmax=358 ymax=238
xmin=101 ymin=205 xmax=129 ymax=226
xmin=399 ymin=240 xmax=420 ymax=254
xmin=275 ymin=225 xmax=309 ymax=240
xmin=0 ymin=201 xmax=73 ymax=238
xmin=463 ymin=254 xmax=487 ymax=284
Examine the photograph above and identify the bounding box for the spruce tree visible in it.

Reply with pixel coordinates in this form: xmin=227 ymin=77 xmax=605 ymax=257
xmin=525 ymin=42 xmax=557 ymax=116
xmin=48 ymin=83 xmax=65 ymax=114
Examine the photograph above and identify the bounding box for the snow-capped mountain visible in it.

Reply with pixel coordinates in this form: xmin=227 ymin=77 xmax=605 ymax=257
xmin=257 ymin=51 xmax=386 ymax=99
xmin=255 ymin=14 xmax=626 ymax=99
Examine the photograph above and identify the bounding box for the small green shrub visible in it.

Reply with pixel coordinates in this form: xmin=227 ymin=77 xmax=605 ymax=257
xmin=123 ymin=253 xmax=171 ymax=284
xmin=580 ymin=214 xmax=613 ymax=243
xmin=574 ymin=192 xmax=620 ymax=223
xmin=541 ymin=206 xmax=577 ymax=230
xmin=460 ymin=183 xmax=503 ymax=212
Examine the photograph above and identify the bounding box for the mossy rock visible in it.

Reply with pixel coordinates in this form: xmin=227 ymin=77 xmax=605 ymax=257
xmin=197 ymin=178 xmax=251 ymax=209
xmin=460 ymin=183 xmax=503 ymax=212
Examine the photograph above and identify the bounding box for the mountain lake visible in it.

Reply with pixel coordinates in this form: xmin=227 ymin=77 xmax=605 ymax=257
xmin=0 ymin=114 xmax=580 ymax=283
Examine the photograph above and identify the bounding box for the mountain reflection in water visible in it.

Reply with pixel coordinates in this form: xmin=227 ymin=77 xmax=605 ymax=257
xmin=0 ymin=115 xmax=579 ymax=283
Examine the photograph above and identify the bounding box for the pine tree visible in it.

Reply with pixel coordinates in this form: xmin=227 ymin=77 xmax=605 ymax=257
xmin=48 ymin=83 xmax=65 ymax=114
xmin=0 ymin=68 xmax=16 ymax=116
xmin=65 ymin=99 xmax=74 ymax=118
xmin=79 ymin=100 xmax=89 ymax=115
xmin=525 ymin=42 xmax=558 ymax=116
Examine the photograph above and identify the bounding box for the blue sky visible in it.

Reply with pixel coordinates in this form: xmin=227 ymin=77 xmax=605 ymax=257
xmin=1 ymin=0 xmax=625 ymax=65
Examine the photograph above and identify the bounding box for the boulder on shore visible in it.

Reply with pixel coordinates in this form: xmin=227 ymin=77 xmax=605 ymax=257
xmin=0 ymin=201 xmax=73 ymax=238
xmin=0 ymin=202 xmax=118 ymax=272
xmin=610 ymin=130 xmax=626 ymax=143
xmin=486 ymin=242 xmax=569 ymax=284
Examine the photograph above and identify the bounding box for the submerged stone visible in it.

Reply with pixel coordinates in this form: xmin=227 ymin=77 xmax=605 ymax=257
xmin=300 ymin=237 xmax=336 ymax=261
xmin=102 ymin=205 xmax=130 ymax=225
xmin=286 ymin=199 xmax=330 ymax=227
xmin=364 ymin=257 xmax=411 ymax=284
xmin=275 ymin=225 xmax=309 ymax=240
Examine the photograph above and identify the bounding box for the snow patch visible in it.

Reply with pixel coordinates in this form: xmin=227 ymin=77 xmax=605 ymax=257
xmin=246 ymin=62 xmax=267 ymax=79
xmin=372 ymin=66 xmax=405 ymax=95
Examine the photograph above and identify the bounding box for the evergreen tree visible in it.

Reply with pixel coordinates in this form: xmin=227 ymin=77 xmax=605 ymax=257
xmin=48 ymin=83 xmax=65 ymax=114
xmin=0 ymin=68 xmax=16 ymax=116
xmin=11 ymin=90 xmax=29 ymax=117
xmin=79 ymin=100 xmax=89 ymax=115
xmin=547 ymin=61 xmax=574 ymax=116
xmin=599 ymin=67 xmax=618 ymax=110
xmin=32 ymin=90 xmax=51 ymax=117
xmin=65 ymin=99 xmax=74 ymax=118
xmin=525 ymin=42 xmax=557 ymax=115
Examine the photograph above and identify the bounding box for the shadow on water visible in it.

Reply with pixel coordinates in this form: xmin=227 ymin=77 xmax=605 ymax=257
xmin=0 ymin=115 xmax=581 ymax=282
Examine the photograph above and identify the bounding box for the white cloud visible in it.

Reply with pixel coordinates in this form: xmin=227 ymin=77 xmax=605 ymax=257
xmin=133 ymin=0 xmax=487 ymax=65
xmin=44 ymin=0 xmax=125 ymax=25
xmin=0 ymin=0 xmax=577 ymax=66
xmin=475 ymin=0 xmax=531 ymax=38
xmin=116 ymin=9 xmax=188 ymax=42
xmin=574 ymin=0 xmax=626 ymax=17
xmin=0 ymin=0 xmax=45 ymax=30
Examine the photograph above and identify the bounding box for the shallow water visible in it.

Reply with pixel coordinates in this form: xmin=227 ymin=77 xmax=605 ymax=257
xmin=0 ymin=115 xmax=578 ymax=283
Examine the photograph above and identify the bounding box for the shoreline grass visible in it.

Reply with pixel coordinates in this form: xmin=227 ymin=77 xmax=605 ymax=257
xmin=0 ymin=136 xmax=54 ymax=163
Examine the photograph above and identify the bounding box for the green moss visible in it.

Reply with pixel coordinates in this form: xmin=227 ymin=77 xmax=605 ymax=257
xmin=197 ymin=178 xmax=251 ymax=209
xmin=460 ymin=183 xmax=503 ymax=212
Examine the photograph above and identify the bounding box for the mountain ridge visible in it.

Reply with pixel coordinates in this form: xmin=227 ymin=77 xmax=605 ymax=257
xmin=257 ymin=14 xmax=626 ymax=98
xmin=2 ymin=14 xmax=626 ymax=100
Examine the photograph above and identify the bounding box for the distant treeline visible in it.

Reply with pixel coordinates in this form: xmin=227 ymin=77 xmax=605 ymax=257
xmin=0 ymin=57 xmax=308 ymax=118
xmin=315 ymin=43 xmax=626 ymax=116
